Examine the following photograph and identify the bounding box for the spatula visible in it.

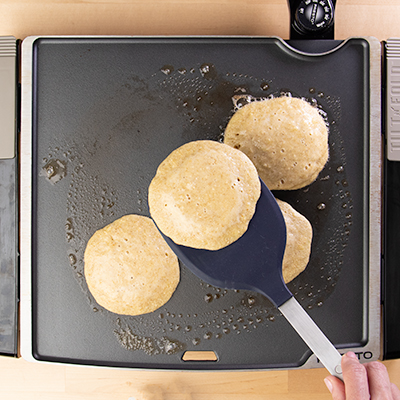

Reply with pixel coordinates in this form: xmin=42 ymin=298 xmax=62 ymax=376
xmin=159 ymin=179 xmax=343 ymax=379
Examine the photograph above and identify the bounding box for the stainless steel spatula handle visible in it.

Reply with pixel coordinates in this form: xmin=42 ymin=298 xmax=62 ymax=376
xmin=278 ymin=297 xmax=343 ymax=380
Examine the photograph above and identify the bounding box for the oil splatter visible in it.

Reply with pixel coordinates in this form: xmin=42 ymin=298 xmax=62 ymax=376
xmin=40 ymin=159 xmax=67 ymax=184
xmin=114 ymin=320 xmax=185 ymax=355
xmin=199 ymin=63 xmax=217 ymax=80
xmin=160 ymin=65 xmax=174 ymax=75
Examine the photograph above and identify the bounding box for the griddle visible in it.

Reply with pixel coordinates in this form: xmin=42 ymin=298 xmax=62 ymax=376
xmin=18 ymin=36 xmax=381 ymax=369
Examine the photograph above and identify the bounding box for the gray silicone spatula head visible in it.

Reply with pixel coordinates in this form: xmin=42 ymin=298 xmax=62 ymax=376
xmin=160 ymin=179 xmax=292 ymax=308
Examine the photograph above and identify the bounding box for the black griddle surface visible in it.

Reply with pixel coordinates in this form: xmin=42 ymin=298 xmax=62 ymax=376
xmin=31 ymin=37 xmax=370 ymax=369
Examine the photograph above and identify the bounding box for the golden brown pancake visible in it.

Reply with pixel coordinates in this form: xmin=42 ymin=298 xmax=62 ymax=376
xmin=84 ymin=214 xmax=180 ymax=315
xmin=277 ymin=199 xmax=313 ymax=283
xmin=224 ymin=96 xmax=329 ymax=190
xmin=148 ymin=140 xmax=261 ymax=250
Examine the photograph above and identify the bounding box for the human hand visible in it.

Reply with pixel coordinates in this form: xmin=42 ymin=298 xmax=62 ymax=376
xmin=324 ymin=352 xmax=400 ymax=400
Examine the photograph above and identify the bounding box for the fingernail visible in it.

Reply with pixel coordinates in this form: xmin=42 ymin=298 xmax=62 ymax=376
xmin=324 ymin=378 xmax=333 ymax=393
xmin=346 ymin=351 xmax=358 ymax=360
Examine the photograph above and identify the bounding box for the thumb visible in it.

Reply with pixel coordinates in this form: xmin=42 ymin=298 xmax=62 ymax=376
xmin=325 ymin=376 xmax=346 ymax=400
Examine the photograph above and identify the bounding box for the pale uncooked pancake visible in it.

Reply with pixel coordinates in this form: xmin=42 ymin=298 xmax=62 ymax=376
xmin=224 ymin=96 xmax=329 ymax=190
xmin=84 ymin=214 xmax=180 ymax=316
xmin=148 ymin=140 xmax=261 ymax=250
xmin=277 ymin=199 xmax=313 ymax=283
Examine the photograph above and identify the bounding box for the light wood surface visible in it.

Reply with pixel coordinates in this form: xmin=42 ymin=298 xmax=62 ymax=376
xmin=1 ymin=0 xmax=400 ymax=41
xmin=1 ymin=1 xmax=399 ymax=399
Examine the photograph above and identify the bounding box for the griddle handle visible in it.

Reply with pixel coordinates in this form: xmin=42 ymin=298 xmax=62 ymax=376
xmin=288 ymin=0 xmax=337 ymax=40
xmin=279 ymin=296 xmax=343 ymax=380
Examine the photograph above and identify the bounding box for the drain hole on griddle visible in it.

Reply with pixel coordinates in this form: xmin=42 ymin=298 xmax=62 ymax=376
xmin=182 ymin=350 xmax=218 ymax=362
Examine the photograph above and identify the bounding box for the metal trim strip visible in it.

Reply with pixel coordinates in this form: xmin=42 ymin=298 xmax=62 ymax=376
xmin=20 ymin=35 xmax=37 ymax=363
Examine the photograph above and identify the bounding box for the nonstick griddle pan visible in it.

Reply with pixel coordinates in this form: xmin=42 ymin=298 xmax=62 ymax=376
xmin=20 ymin=36 xmax=379 ymax=369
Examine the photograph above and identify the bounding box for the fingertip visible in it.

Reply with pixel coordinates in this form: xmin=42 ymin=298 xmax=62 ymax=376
xmin=341 ymin=352 xmax=362 ymax=368
xmin=324 ymin=377 xmax=333 ymax=394
xmin=344 ymin=351 xmax=358 ymax=360
xmin=391 ymin=382 xmax=400 ymax=400
xmin=325 ymin=375 xmax=345 ymax=400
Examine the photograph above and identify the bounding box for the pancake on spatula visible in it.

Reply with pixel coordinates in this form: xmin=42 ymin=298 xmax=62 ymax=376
xmin=148 ymin=140 xmax=261 ymax=250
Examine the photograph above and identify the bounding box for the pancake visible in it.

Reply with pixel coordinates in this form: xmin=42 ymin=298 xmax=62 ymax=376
xmin=277 ymin=199 xmax=313 ymax=283
xmin=148 ymin=140 xmax=261 ymax=250
xmin=84 ymin=214 xmax=180 ymax=316
xmin=224 ymin=96 xmax=329 ymax=190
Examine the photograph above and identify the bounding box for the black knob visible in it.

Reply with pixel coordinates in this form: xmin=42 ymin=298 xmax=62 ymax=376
xmin=289 ymin=0 xmax=336 ymax=39
xmin=295 ymin=0 xmax=334 ymax=33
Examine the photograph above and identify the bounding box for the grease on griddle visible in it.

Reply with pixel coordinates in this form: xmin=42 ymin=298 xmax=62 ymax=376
xmin=68 ymin=253 xmax=77 ymax=266
xmin=114 ymin=319 xmax=186 ymax=355
xmin=160 ymin=65 xmax=174 ymax=75
xmin=199 ymin=63 xmax=217 ymax=80
xmin=111 ymin=288 xmax=280 ymax=350
xmin=158 ymin=62 xmax=254 ymax=136
xmin=286 ymin=161 xmax=353 ymax=309
xmin=260 ymin=81 xmax=270 ymax=91
xmin=65 ymin=217 xmax=75 ymax=243
xmin=40 ymin=159 xmax=67 ymax=184
xmin=178 ymin=67 xmax=187 ymax=75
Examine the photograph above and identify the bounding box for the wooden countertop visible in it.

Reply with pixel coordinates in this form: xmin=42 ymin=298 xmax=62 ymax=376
xmin=1 ymin=1 xmax=399 ymax=399
xmin=1 ymin=0 xmax=400 ymax=41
